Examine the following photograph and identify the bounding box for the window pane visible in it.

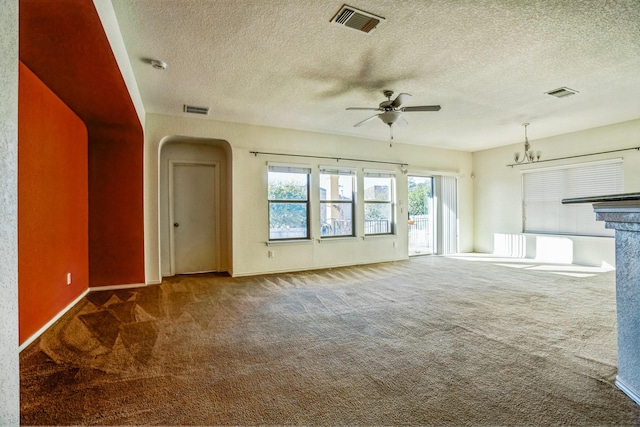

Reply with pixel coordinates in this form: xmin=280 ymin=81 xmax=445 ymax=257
xmin=268 ymin=172 xmax=308 ymax=201
xmin=320 ymin=173 xmax=353 ymax=201
xmin=364 ymin=177 xmax=391 ymax=201
xmin=320 ymin=202 xmax=353 ymax=237
xmin=365 ymin=203 xmax=392 ymax=234
xmin=269 ymin=202 xmax=308 ymax=239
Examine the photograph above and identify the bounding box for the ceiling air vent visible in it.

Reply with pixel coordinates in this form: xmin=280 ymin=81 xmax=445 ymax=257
xmin=331 ymin=5 xmax=384 ymax=34
xmin=545 ymin=87 xmax=579 ymax=98
xmin=183 ymin=104 xmax=209 ymax=115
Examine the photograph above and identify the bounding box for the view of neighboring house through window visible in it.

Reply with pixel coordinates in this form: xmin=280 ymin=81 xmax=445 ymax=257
xmin=268 ymin=164 xmax=311 ymax=240
xmin=364 ymin=170 xmax=395 ymax=235
xmin=319 ymin=167 xmax=355 ymax=237
xmin=522 ymin=159 xmax=624 ymax=237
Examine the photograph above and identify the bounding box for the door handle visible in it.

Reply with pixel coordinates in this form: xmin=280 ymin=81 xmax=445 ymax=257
xmin=174 ymin=223 xmax=179 ymax=227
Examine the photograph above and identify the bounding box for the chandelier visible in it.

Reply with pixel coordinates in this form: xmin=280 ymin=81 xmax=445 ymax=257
xmin=513 ymin=123 xmax=541 ymax=164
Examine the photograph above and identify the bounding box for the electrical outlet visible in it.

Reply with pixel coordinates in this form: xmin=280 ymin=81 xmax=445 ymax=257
xmin=66 ymin=272 xmax=72 ymax=285
xmin=268 ymin=250 xmax=275 ymax=258
xmin=393 ymin=241 xmax=397 ymax=248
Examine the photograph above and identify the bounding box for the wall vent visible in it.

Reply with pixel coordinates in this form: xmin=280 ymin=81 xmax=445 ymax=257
xmin=545 ymin=87 xmax=579 ymax=98
xmin=331 ymin=4 xmax=384 ymax=34
xmin=183 ymin=105 xmax=209 ymax=115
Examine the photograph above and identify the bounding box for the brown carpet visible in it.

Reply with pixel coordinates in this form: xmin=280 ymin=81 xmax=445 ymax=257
xmin=20 ymin=255 xmax=640 ymax=426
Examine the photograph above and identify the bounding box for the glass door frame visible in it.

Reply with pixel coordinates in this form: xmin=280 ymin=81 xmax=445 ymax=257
xmin=407 ymin=175 xmax=434 ymax=256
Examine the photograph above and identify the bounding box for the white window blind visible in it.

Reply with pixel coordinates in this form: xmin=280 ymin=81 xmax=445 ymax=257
xmin=268 ymin=163 xmax=312 ymax=174
xmin=319 ymin=166 xmax=356 ymax=176
xmin=433 ymin=175 xmax=458 ymax=255
xmin=364 ymin=169 xmax=396 ymax=178
xmin=522 ymin=160 xmax=623 ymax=237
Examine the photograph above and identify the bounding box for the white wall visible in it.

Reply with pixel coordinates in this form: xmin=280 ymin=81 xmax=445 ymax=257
xmin=0 ymin=0 xmax=20 ymax=423
xmin=93 ymin=0 xmax=145 ymax=128
xmin=473 ymin=119 xmax=640 ymax=266
xmin=145 ymin=113 xmax=473 ymax=281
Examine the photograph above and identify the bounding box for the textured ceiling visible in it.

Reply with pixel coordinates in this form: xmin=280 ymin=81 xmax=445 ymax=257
xmin=111 ymin=0 xmax=640 ymax=151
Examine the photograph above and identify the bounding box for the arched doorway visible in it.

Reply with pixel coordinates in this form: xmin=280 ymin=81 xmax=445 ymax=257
xmin=158 ymin=137 xmax=232 ymax=276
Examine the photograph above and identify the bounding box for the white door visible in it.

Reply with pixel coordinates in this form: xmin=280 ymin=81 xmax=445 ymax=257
xmin=171 ymin=163 xmax=218 ymax=274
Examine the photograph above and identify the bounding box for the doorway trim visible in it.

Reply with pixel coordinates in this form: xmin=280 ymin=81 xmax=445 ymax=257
xmin=168 ymin=159 xmax=221 ymax=276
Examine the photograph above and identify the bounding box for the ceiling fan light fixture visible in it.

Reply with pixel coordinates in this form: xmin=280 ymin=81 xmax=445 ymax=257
xmin=379 ymin=111 xmax=402 ymax=125
xmin=347 ymin=91 xmax=441 ymax=147
xmin=347 ymin=90 xmax=441 ymax=147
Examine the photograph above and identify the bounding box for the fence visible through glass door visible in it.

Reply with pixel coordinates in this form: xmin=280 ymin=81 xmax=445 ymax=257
xmin=407 ymin=176 xmax=433 ymax=255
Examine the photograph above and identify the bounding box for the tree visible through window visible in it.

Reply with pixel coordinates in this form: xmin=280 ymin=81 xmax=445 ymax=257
xmin=268 ymin=165 xmax=310 ymax=240
xmin=408 ymin=178 xmax=432 ymax=216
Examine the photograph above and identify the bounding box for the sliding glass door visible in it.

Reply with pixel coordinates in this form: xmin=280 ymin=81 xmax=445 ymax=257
xmin=407 ymin=176 xmax=434 ymax=256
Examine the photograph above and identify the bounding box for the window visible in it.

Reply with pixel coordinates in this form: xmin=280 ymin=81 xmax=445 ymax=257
xmin=319 ymin=167 xmax=355 ymax=237
xmin=364 ymin=171 xmax=395 ymax=235
xmin=268 ymin=164 xmax=311 ymax=240
xmin=522 ymin=160 xmax=624 ymax=237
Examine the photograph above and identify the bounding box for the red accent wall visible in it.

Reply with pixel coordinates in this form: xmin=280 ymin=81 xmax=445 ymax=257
xmin=89 ymin=126 xmax=145 ymax=287
xmin=20 ymin=0 xmax=146 ymax=291
xmin=18 ymin=62 xmax=89 ymax=343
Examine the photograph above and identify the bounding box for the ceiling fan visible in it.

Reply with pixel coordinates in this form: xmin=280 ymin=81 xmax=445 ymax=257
xmin=346 ymin=90 xmax=441 ymax=128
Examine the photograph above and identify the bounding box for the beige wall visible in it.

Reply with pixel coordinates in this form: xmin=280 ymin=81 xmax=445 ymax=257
xmin=144 ymin=113 xmax=473 ymax=281
xmin=473 ymin=118 xmax=640 ymax=266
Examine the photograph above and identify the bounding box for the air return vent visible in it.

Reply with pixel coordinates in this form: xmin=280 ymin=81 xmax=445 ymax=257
xmin=331 ymin=4 xmax=384 ymax=34
xmin=183 ymin=104 xmax=209 ymax=115
xmin=545 ymin=87 xmax=579 ymax=98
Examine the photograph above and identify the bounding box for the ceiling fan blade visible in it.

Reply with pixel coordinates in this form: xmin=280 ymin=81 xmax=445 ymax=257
xmin=397 ymin=115 xmax=408 ymax=126
xmin=346 ymin=107 xmax=382 ymax=111
xmin=391 ymin=93 xmax=411 ymax=108
xmin=354 ymin=114 xmax=380 ymax=127
xmin=401 ymin=105 xmax=441 ymax=112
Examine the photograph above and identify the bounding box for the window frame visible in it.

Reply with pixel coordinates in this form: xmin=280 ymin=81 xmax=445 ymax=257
xmin=267 ymin=164 xmax=311 ymax=241
xmin=319 ymin=166 xmax=356 ymax=238
xmin=363 ymin=170 xmax=396 ymax=236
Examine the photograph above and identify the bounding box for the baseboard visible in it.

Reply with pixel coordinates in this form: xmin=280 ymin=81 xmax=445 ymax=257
xmin=19 ymin=288 xmax=90 ymax=352
xmin=88 ymin=282 xmax=147 ymax=292
xmin=616 ymin=377 xmax=640 ymax=406
xmin=230 ymin=257 xmax=409 ymax=278
xmin=19 ymin=282 xmax=150 ymax=352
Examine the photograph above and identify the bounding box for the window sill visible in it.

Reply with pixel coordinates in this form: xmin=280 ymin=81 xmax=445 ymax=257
xmin=318 ymin=236 xmax=358 ymax=243
xmin=522 ymin=232 xmax=614 ymax=239
xmin=266 ymin=239 xmax=313 ymax=246
xmin=363 ymin=234 xmax=396 ymax=240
